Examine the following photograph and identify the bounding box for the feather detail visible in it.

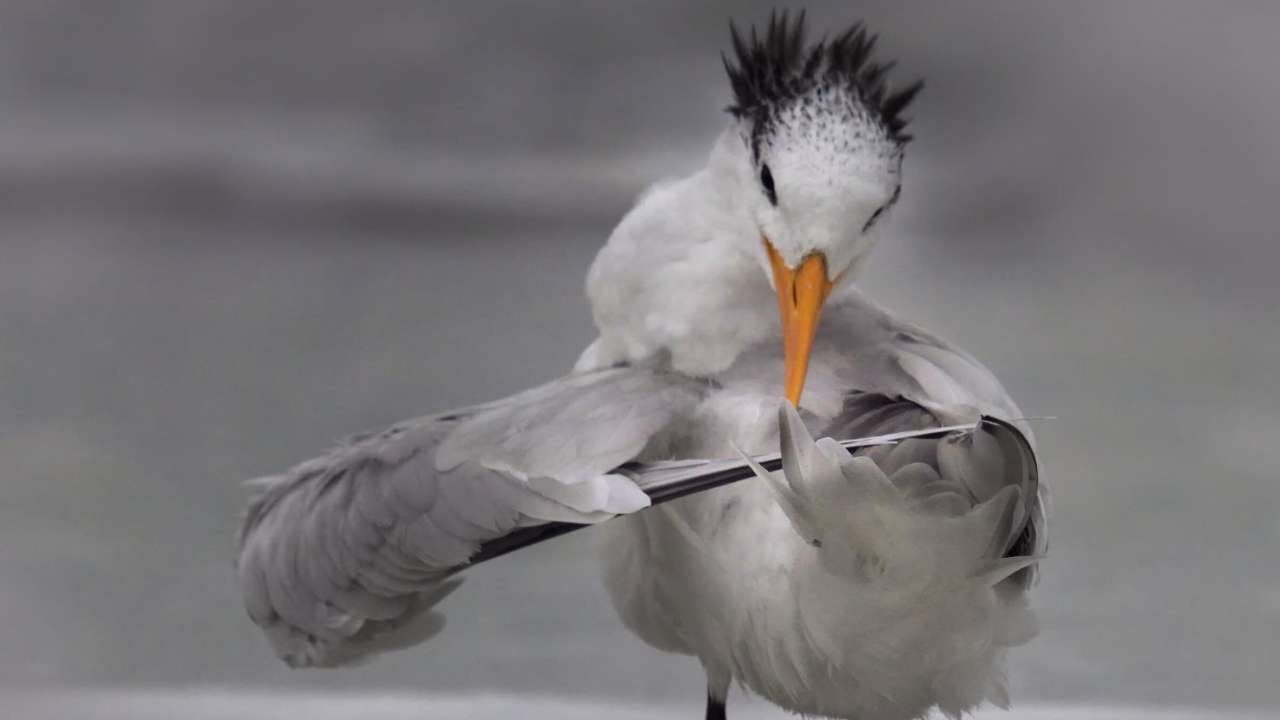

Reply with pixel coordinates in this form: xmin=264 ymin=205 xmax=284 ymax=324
xmin=728 ymin=400 xmax=1045 ymax=719
xmin=724 ymin=10 xmax=921 ymax=145
xmin=236 ymin=366 xmax=704 ymax=668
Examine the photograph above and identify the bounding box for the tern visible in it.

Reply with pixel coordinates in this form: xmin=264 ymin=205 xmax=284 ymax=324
xmin=236 ymin=12 xmax=1047 ymax=720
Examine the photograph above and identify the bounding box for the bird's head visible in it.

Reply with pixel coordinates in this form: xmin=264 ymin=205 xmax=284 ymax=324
xmin=723 ymin=12 xmax=921 ymax=404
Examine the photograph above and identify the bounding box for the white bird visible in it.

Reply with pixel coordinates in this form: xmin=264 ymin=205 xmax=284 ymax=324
xmin=235 ymin=12 xmax=1048 ymax=720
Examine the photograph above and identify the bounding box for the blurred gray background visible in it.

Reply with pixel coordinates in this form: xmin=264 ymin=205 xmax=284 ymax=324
xmin=2 ymin=1 xmax=1277 ymax=716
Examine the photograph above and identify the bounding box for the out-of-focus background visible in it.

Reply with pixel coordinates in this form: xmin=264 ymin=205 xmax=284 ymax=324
xmin=2 ymin=1 xmax=1277 ymax=718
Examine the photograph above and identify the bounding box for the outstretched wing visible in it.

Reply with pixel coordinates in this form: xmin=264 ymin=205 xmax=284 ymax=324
xmin=235 ymin=365 xmax=705 ymax=668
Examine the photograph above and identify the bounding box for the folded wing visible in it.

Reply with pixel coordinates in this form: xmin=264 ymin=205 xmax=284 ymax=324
xmin=822 ymin=392 xmax=1047 ymax=587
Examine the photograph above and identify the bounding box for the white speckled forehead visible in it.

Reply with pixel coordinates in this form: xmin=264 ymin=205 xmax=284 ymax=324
xmin=757 ymin=85 xmax=902 ymax=196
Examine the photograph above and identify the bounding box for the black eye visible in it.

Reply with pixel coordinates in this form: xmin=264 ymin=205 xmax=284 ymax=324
xmin=760 ymin=164 xmax=777 ymax=205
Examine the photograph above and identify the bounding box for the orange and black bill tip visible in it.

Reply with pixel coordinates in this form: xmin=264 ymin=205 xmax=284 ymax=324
xmin=765 ymin=239 xmax=834 ymax=406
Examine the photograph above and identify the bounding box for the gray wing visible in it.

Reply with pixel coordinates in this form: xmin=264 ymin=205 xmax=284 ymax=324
xmin=235 ymin=365 xmax=705 ymax=668
xmin=823 ymin=392 xmax=1047 ymax=587
xmin=824 ymin=288 xmax=1030 ymax=430
xmin=818 ymin=291 xmax=1049 ymax=581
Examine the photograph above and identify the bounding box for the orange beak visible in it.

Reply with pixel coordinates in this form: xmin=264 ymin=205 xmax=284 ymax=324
xmin=765 ymin=239 xmax=834 ymax=406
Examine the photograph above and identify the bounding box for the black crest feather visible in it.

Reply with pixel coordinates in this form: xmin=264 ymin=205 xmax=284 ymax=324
xmin=723 ymin=10 xmax=923 ymax=145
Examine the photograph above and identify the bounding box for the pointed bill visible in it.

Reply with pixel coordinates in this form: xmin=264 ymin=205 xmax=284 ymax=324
xmin=766 ymin=239 xmax=833 ymax=406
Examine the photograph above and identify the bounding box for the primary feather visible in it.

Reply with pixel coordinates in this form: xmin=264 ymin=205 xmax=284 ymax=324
xmin=235 ymin=365 xmax=704 ymax=667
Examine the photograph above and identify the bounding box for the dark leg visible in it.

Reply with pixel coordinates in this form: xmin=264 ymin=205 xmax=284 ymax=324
xmin=703 ymin=663 xmax=730 ymax=720
xmin=705 ymin=690 xmax=727 ymax=720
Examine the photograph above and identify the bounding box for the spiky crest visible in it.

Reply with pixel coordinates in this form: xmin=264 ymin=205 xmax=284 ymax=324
xmin=722 ymin=10 xmax=923 ymax=145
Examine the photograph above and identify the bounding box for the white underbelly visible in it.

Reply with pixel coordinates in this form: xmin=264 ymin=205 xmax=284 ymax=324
xmin=598 ymin=477 xmax=803 ymax=663
xmin=597 ymin=377 xmax=814 ymax=684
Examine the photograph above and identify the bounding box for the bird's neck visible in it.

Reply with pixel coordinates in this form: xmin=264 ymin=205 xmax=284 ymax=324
xmin=577 ymin=131 xmax=781 ymax=377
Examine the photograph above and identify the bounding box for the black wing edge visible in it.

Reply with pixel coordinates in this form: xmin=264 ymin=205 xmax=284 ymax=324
xmin=460 ymin=417 xmax=1041 ymax=575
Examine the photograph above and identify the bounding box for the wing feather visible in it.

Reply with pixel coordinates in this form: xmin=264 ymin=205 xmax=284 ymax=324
xmin=237 ymin=326 xmax=1047 ymax=670
xmin=821 ymin=392 xmax=1045 ymax=586
xmin=236 ymin=366 xmax=703 ymax=667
